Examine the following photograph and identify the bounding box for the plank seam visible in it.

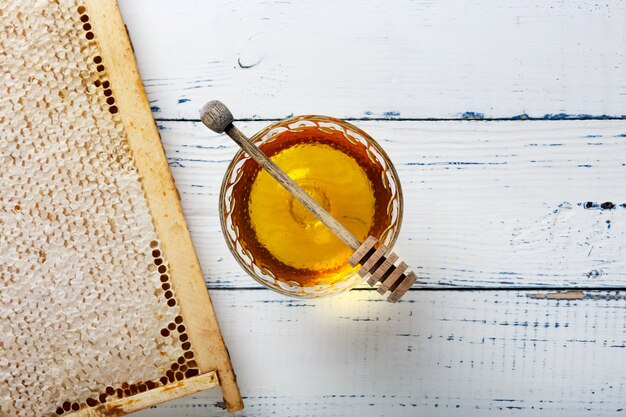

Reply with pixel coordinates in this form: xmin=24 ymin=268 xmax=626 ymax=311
xmin=155 ymin=117 xmax=626 ymax=123
xmin=205 ymin=286 xmax=626 ymax=292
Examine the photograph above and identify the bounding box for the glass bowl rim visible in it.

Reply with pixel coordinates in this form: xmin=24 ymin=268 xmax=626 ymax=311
xmin=218 ymin=114 xmax=404 ymax=297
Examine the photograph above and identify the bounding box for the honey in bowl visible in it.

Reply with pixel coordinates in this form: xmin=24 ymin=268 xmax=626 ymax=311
xmin=221 ymin=116 xmax=403 ymax=296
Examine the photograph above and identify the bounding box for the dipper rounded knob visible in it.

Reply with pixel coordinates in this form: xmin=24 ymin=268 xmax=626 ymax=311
xmin=200 ymin=100 xmax=234 ymax=133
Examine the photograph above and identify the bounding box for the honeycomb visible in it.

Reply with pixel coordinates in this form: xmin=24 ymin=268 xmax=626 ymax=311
xmin=0 ymin=1 xmax=198 ymax=416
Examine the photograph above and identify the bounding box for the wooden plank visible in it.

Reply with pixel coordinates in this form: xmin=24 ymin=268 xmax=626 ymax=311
xmin=117 ymin=0 xmax=626 ymax=120
xmin=156 ymin=119 xmax=626 ymax=289
xmin=85 ymin=0 xmax=242 ymax=411
xmin=68 ymin=372 xmax=218 ymax=417
xmin=135 ymin=289 xmax=626 ymax=416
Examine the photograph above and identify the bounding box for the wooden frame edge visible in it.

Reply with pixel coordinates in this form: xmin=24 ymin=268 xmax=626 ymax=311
xmin=83 ymin=0 xmax=243 ymax=412
xmin=67 ymin=372 xmax=219 ymax=417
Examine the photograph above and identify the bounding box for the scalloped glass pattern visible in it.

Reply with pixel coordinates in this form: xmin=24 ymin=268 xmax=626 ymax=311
xmin=220 ymin=116 xmax=403 ymax=298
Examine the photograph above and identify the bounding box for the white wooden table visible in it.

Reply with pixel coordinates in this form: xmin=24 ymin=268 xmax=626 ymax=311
xmin=118 ymin=1 xmax=626 ymax=415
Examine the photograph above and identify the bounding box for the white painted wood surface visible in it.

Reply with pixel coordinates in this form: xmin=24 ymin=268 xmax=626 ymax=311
xmin=112 ymin=1 xmax=626 ymax=415
xmin=135 ymin=290 xmax=626 ymax=417
xmin=118 ymin=0 xmax=626 ymax=120
xmin=160 ymin=120 xmax=626 ymax=289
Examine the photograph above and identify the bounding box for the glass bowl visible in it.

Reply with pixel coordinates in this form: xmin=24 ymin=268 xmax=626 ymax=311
xmin=219 ymin=115 xmax=403 ymax=298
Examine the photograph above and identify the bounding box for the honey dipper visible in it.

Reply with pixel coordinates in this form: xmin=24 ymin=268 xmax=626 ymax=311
xmin=201 ymin=101 xmax=417 ymax=302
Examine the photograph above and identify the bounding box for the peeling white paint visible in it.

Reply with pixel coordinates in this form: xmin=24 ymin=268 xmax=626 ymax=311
xmin=158 ymin=120 xmax=626 ymax=289
xmin=139 ymin=290 xmax=626 ymax=417
xmin=118 ymin=0 xmax=626 ymax=120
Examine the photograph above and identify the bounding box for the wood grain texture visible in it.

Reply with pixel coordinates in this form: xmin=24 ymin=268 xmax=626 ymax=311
xmin=117 ymin=0 xmax=626 ymax=120
xmin=139 ymin=289 xmax=626 ymax=417
xmin=85 ymin=0 xmax=242 ymax=411
xmin=157 ymin=119 xmax=626 ymax=289
xmin=110 ymin=2 xmax=626 ymax=415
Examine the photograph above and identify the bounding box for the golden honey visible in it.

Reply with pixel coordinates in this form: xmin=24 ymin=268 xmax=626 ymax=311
xmin=230 ymin=124 xmax=395 ymax=286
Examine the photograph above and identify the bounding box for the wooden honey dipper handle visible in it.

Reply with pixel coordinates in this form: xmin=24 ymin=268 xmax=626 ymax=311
xmin=201 ymin=100 xmax=361 ymax=250
xmin=200 ymin=101 xmax=416 ymax=301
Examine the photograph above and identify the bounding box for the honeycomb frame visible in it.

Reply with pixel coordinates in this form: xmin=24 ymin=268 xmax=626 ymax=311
xmin=0 ymin=0 xmax=242 ymax=415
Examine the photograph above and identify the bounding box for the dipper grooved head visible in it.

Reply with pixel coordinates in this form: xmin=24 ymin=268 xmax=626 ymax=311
xmin=200 ymin=100 xmax=234 ymax=133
